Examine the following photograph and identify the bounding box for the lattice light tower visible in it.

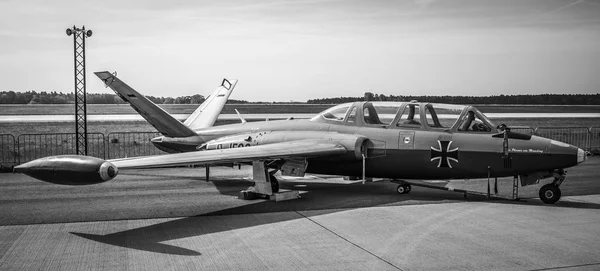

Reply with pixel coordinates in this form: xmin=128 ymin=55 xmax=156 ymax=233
xmin=66 ymin=26 xmax=92 ymax=155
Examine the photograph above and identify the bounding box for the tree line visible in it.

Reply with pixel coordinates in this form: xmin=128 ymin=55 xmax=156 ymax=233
xmin=1 ymin=90 xmax=599 ymax=104
xmin=0 ymin=90 xmax=249 ymax=104
xmin=307 ymin=93 xmax=600 ymax=105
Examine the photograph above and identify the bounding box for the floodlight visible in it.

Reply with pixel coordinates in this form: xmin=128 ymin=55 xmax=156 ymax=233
xmin=86 ymin=30 xmax=92 ymax=37
xmin=66 ymin=28 xmax=72 ymax=36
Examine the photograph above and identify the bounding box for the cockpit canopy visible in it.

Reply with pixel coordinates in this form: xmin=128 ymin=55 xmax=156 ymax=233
xmin=311 ymin=101 xmax=496 ymax=132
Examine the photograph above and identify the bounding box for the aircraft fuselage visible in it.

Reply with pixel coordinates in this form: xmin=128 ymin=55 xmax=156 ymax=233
xmin=153 ymin=117 xmax=582 ymax=180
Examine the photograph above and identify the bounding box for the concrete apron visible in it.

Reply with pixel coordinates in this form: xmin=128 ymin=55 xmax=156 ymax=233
xmin=1 ymin=197 xmax=599 ymax=271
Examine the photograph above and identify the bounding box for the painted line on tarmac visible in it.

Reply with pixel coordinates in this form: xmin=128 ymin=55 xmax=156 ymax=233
xmin=295 ymin=211 xmax=403 ymax=271
xmin=528 ymin=262 xmax=600 ymax=271
xmin=561 ymin=194 xmax=600 ymax=204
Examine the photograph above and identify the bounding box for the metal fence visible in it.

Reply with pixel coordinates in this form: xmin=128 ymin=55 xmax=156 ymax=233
xmin=535 ymin=127 xmax=590 ymax=150
xmin=590 ymin=127 xmax=600 ymax=154
xmin=0 ymin=134 xmax=16 ymax=167
xmin=0 ymin=127 xmax=599 ymax=168
xmin=106 ymin=132 xmax=163 ymax=159
xmin=16 ymin=133 xmax=105 ymax=163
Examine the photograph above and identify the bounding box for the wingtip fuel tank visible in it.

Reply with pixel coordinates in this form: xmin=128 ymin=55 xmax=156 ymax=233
xmin=14 ymin=155 xmax=118 ymax=185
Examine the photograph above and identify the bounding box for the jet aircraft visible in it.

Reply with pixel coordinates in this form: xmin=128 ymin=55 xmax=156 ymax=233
xmin=15 ymin=73 xmax=587 ymax=204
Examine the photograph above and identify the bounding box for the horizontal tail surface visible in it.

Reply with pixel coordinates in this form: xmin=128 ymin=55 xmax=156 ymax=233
xmin=95 ymin=71 xmax=197 ymax=138
xmin=184 ymin=79 xmax=238 ymax=130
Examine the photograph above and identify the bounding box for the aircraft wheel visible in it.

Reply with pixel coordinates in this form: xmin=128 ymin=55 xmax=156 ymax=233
xmin=396 ymin=185 xmax=406 ymax=194
xmin=539 ymin=184 xmax=561 ymax=204
xmin=404 ymin=184 xmax=411 ymax=193
xmin=270 ymin=175 xmax=280 ymax=193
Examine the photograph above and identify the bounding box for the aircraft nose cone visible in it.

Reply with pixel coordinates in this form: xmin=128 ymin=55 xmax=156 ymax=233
xmin=577 ymin=148 xmax=587 ymax=164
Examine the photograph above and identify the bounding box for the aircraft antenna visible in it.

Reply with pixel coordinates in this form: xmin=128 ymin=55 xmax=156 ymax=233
xmin=66 ymin=25 xmax=92 ymax=155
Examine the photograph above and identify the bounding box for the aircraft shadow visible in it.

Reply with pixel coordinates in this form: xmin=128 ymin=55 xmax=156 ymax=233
xmin=69 ymin=180 xmax=461 ymax=256
xmin=70 ymin=178 xmax=600 ymax=256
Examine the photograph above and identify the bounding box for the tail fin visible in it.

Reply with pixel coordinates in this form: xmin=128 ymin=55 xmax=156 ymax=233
xmin=95 ymin=71 xmax=197 ymax=138
xmin=183 ymin=79 xmax=238 ymax=130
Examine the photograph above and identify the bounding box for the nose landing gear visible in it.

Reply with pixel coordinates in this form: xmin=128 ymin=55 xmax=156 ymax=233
xmin=539 ymin=184 xmax=561 ymax=204
xmin=538 ymin=169 xmax=566 ymax=204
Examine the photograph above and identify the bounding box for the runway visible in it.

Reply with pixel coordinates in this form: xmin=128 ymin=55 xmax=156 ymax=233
xmin=1 ymin=157 xmax=599 ymax=270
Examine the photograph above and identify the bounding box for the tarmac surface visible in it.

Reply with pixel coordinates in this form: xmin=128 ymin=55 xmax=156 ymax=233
xmin=1 ymin=157 xmax=599 ymax=270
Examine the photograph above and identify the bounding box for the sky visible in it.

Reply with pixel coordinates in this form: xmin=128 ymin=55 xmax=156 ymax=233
xmin=0 ymin=0 xmax=599 ymax=102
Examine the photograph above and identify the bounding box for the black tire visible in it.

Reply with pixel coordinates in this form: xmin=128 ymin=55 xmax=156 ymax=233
xmin=404 ymin=184 xmax=411 ymax=193
xmin=396 ymin=185 xmax=406 ymax=194
xmin=270 ymin=175 xmax=280 ymax=193
xmin=539 ymin=184 xmax=561 ymax=204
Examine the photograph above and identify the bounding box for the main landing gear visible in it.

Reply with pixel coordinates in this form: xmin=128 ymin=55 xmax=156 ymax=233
xmin=239 ymin=160 xmax=298 ymax=201
xmin=270 ymin=174 xmax=280 ymax=193
xmin=390 ymin=180 xmax=412 ymax=194
xmin=538 ymin=169 xmax=566 ymax=204
xmin=396 ymin=184 xmax=412 ymax=194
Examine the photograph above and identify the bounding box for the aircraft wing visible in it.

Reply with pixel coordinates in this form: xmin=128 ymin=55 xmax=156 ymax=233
xmin=110 ymin=139 xmax=346 ymax=169
xmin=94 ymin=71 xmax=197 ymax=138
xmin=14 ymin=139 xmax=347 ymax=185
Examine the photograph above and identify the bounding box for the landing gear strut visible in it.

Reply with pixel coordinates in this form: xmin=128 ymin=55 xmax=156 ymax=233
xmin=270 ymin=174 xmax=280 ymax=193
xmin=539 ymin=169 xmax=566 ymax=204
xmin=239 ymin=161 xmax=297 ymax=201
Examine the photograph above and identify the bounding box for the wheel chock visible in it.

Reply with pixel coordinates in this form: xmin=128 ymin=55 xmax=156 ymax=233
xmin=239 ymin=189 xmax=301 ymax=201
xmin=269 ymin=190 xmax=300 ymax=202
xmin=238 ymin=189 xmax=267 ymax=200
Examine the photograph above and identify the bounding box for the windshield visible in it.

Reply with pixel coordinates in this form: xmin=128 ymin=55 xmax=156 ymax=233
xmin=456 ymin=106 xmax=496 ymax=132
xmin=311 ymin=103 xmax=352 ymax=121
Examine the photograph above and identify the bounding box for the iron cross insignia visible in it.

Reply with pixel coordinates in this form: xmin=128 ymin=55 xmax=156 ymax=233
xmin=430 ymin=140 xmax=459 ymax=168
